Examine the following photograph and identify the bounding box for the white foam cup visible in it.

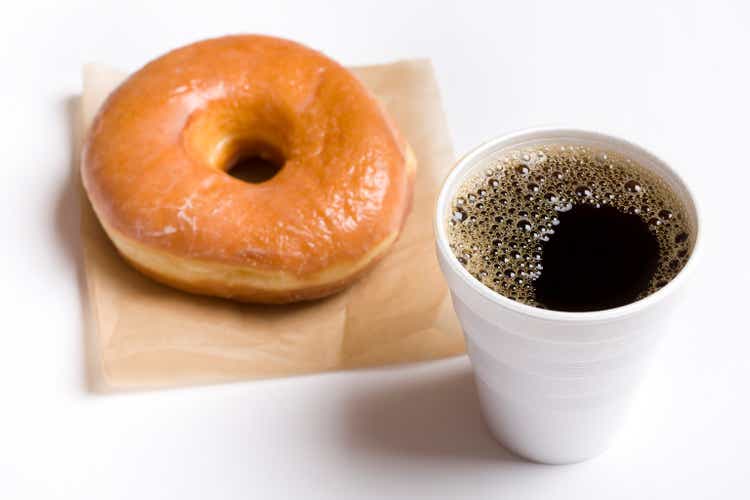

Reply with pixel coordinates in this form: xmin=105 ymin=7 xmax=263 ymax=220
xmin=434 ymin=128 xmax=700 ymax=464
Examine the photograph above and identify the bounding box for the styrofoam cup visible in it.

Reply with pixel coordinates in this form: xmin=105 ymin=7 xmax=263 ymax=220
xmin=434 ymin=128 xmax=700 ymax=464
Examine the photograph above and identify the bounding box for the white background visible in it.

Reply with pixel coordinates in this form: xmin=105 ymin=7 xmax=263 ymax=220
xmin=2 ymin=1 xmax=749 ymax=498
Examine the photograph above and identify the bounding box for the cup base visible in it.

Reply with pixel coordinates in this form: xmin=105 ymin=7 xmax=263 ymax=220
xmin=475 ymin=377 xmax=627 ymax=465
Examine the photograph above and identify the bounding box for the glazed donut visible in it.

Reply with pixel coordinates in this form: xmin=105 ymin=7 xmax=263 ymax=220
xmin=82 ymin=35 xmax=416 ymax=303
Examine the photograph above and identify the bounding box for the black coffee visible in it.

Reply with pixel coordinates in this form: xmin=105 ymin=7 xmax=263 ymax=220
xmin=447 ymin=144 xmax=693 ymax=312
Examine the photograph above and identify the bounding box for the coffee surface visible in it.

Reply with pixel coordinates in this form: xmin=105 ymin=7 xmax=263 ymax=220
xmin=447 ymin=144 xmax=692 ymax=311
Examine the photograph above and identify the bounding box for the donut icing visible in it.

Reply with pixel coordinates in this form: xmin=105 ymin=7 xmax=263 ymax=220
xmin=82 ymin=35 xmax=416 ymax=303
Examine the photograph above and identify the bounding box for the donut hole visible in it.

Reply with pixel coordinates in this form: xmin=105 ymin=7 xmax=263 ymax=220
xmin=182 ymin=96 xmax=292 ymax=184
xmin=226 ymin=143 xmax=285 ymax=184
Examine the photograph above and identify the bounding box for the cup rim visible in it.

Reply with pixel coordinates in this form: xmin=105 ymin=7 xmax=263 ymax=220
xmin=434 ymin=126 xmax=702 ymax=323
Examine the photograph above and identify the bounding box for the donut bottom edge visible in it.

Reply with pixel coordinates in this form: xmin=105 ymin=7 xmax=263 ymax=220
xmin=97 ymin=218 xmax=401 ymax=304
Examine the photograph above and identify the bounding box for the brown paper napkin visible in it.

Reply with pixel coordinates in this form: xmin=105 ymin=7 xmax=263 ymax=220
xmin=79 ymin=59 xmax=464 ymax=391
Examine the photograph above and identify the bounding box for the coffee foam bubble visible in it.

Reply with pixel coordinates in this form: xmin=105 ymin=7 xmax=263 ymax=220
xmin=447 ymin=144 xmax=693 ymax=308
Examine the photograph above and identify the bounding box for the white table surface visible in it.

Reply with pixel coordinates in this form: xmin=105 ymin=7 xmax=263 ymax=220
xmin=3 ymin=1 xmax=749 ymax=498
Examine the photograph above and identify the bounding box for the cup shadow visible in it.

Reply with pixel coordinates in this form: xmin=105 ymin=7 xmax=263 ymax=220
xmin=344 ymin=362 xmax=527 ymax=465
xmin=56 ymin=94 xmax=98 ymax=393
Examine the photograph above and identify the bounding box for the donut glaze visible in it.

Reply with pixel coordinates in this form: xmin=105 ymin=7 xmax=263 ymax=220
xmin=82 ymin=35 xmax=416 ymax=303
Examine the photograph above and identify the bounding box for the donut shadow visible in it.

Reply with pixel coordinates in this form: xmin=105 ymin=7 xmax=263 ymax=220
xmin=56 ymin=95 xmax=99 ymax=393
xmin=343 ymin=362 xmax=530 ymax=466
